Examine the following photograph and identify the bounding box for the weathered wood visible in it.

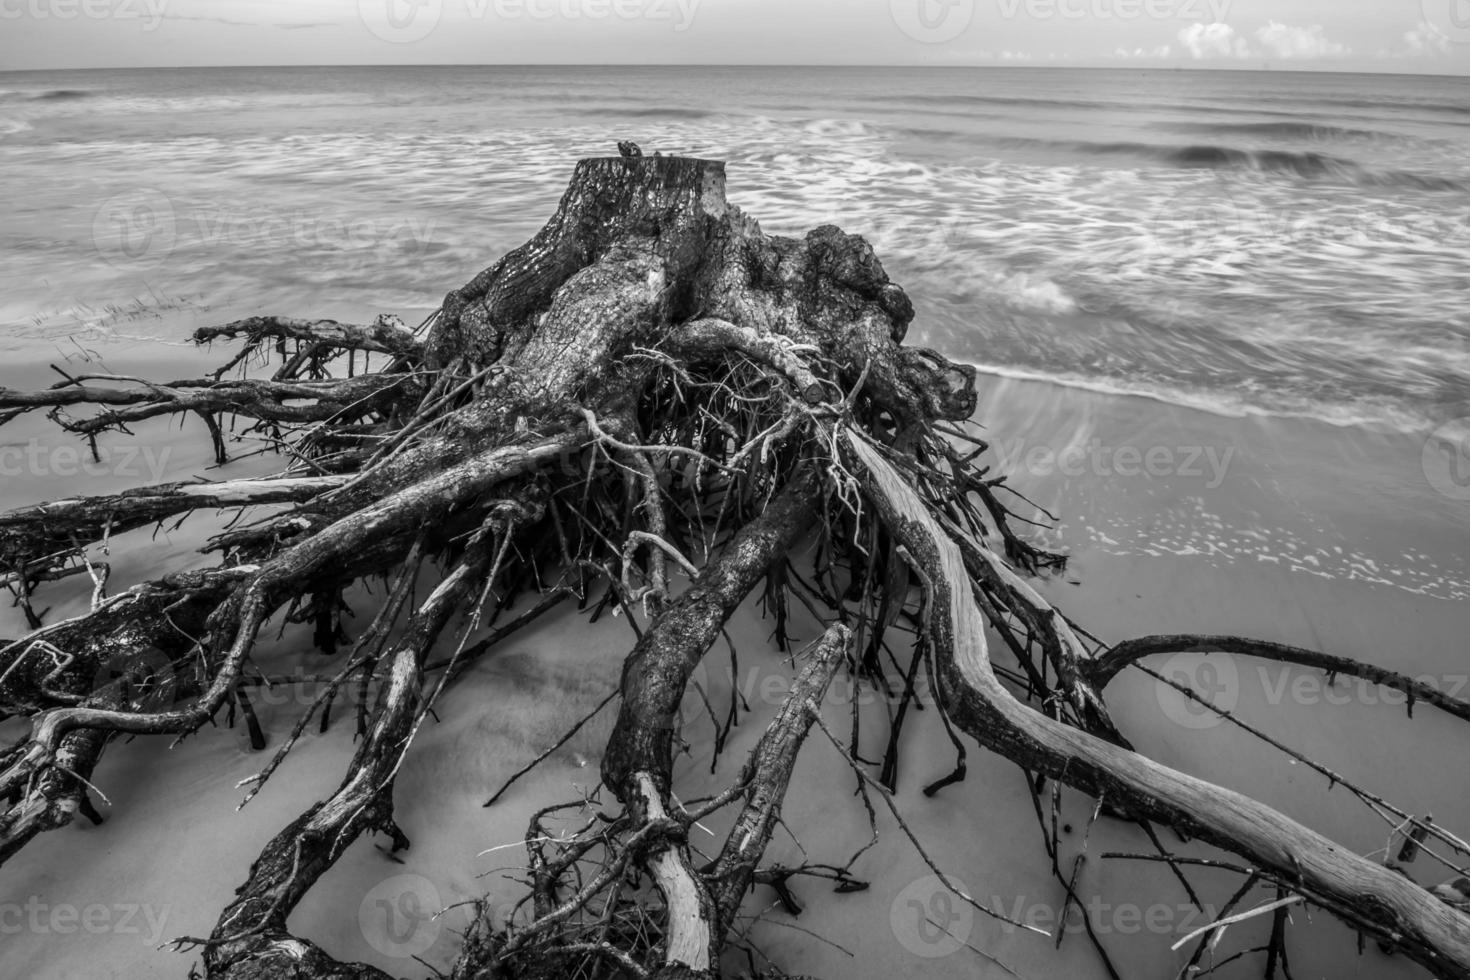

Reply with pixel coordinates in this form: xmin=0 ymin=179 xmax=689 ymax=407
xmin=707 ymin=624 xmax=851 ymax=926
xmin=592 ymin=474 xmax=818 ymax=976
xmin=1090 ymin=634 xmax=1470 ymax=723
xmin=843 ymin=428 xmax=1470 ymax=979
xmin=602 ymin=471 xmax=819 ymax=797
xmin=0 ymin=153 xmax=1463 ymax=980
xmin=194 ymin=315 xmax=423 ymax=359
xmin=0 ymin=475 xmax=349 ymax=570
xmin=203 ymin=518 xmax=513 ymax=979
xmin=430 ymin=156 xmax=730 ymax=370
xmin=0 ymin=374 xmax=408 ymax=433
xmin=1 ymin=431 xmax=579 ymax=799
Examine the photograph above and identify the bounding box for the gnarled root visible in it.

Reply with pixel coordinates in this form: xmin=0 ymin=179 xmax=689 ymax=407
xmin=0 ymin=155 xmax=1465 ymax=980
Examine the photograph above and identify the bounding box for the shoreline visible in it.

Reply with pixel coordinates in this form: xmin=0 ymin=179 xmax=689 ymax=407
xmin=1 ymin=314 xmax=1452 ymax=435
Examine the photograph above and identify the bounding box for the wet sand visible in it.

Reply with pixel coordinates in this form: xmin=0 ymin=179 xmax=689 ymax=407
xmin=1 ymin=348 xmax=1467 ymax=980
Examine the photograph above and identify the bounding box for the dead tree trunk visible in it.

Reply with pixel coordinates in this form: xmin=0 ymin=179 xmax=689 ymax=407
xmin=1 ymin=155 xmax=1467 ymax=980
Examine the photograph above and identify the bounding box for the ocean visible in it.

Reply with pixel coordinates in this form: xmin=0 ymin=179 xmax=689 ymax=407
xmin=1 ymin=64 xmax=1468 ymax=432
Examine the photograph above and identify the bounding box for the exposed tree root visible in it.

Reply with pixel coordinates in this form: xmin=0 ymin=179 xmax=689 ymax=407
xmin=841 ymin=430 xmax=1470 ymax=978
xmin=1 ymin=155 xmax=1466 ymax=980
xmin=1090 ymin=634 xmax=1470 ymax=722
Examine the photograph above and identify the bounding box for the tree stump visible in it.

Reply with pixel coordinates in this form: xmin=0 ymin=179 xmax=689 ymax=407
xmin=0 ymin=155 xmax=1467 ymax=980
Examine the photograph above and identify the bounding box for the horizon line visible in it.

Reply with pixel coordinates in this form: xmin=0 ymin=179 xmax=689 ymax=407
xmin=2 ymin=62 xmax=1468 ymax=77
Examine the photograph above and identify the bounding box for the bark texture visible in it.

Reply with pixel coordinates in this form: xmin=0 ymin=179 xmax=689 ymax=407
xmin=0 ymin=154 xmax=1465 ymax=980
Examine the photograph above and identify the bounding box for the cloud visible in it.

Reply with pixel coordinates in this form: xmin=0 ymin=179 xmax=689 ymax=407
xmin=1178 ymin=21 xmax=1348 ymax=61
xmin=1404 ymin=20 xmax=1452 ymax=55
xmin=1177 ymin=23 xmax=1250 ymax=60
xmin=1255 ymin=22 xmax=1349 ymax=59
xmin=1113 ymin=45 xmax=1172 ymax=60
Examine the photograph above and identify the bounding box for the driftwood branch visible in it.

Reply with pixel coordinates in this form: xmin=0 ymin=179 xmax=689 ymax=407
xmin=842 ymin=428 xmax=1470 ymax=978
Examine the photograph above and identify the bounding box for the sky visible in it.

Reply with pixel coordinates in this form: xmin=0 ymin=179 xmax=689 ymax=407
xmin=0 ymin=0 xmax=1468 ymax=73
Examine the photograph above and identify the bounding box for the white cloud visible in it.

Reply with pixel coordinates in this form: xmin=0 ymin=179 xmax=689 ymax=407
xmin=1114 ymin=45 xmax=1172 ymax=60
xmin=1255 ymin=22 xmax=1349 ymax=59
xmin=1178 ymin=22 xmax=1250 ymax=60
xmin=1404 ymin=20 xmax=1452 ymax=55
xmin=1178 ymin=21 xmax=1349 ymax=62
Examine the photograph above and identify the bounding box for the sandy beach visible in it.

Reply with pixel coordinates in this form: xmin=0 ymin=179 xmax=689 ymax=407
xmin=2 ymin=331 xmax=1465 ymax=980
